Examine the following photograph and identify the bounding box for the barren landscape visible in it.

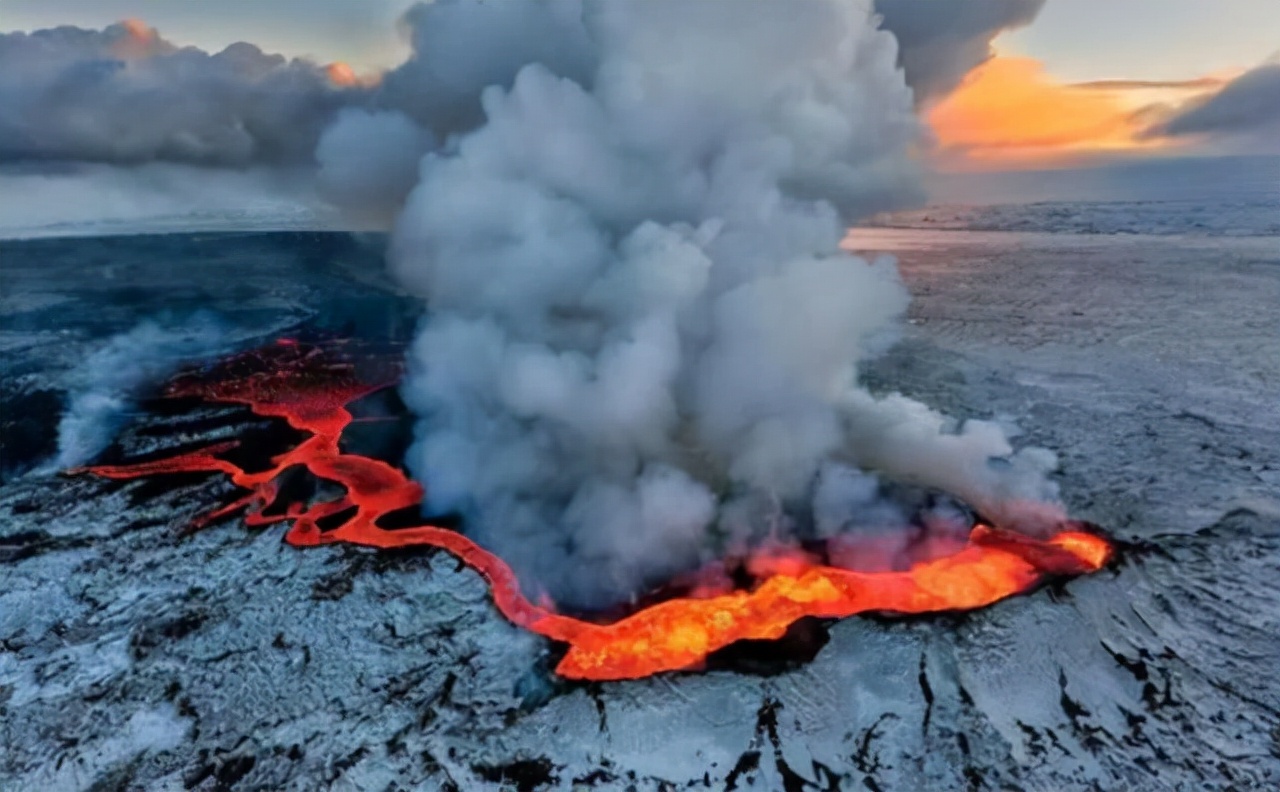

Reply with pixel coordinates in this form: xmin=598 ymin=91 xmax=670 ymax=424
xmin=3 ymin=225 xmax=1277 ymax=790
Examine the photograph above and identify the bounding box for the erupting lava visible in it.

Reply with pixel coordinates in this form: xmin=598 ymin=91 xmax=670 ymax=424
xmin=73 ymin=341 xmax=1112 ymax=681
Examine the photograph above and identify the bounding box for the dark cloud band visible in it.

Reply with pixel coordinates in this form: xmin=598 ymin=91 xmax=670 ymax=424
xmin=1147 ymin=62 xmax=1280 ymax=143
xmin=0 ymin=22 xmax=361 ymax=167
xmin=874 ymin=0 xmax=1046 ymax=102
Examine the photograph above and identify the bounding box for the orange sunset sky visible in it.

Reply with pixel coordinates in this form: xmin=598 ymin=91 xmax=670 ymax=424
xmin=923 ymin=0 xmax=1277 ymax=170
xmin=925 ymin=55 xmax=1242 ymax=170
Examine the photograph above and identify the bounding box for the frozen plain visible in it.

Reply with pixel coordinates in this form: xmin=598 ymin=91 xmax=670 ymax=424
xmin=1 ymin=222 xmax=1278 ymax=790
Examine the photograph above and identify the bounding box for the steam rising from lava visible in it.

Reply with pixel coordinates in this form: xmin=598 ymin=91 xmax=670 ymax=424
xmin=328 ymin=0 xmax=1069 ymax=609
xmin=50 ymin=315 xmax=227 ymax=469
xmin=75 ymin=341 xmax=1112 ymax=681
xmin=12 ymin=1 xmax=1077 ymax=614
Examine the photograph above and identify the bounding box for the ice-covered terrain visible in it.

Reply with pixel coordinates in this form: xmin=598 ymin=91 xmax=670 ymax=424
xmin=0 ymin=166 xmax=343 ymax=241
xmin=873 ymin=155 xmax=1280 ymax=237
xmin=2 ymin=221 xmax=1278 ymax=789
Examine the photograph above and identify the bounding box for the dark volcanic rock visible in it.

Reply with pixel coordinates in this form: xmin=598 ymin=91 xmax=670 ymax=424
xmin=0 ymin=386 xmax=61 ymax=481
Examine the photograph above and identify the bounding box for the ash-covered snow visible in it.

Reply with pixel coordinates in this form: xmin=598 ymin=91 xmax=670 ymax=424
xmin=2 ymin=228 xmax=1279 ymax=790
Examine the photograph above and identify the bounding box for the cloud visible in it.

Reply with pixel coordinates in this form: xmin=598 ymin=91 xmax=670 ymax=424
xmin=1 ymin=0 xmax=413 ymax=70
xmin=0 ymin=2 xmax=1052 ymax=171
xmin=1070 ymin=77 xmax=1227 ymax=92
xmin=306 ymin=2 xmax=598 ymax=231
xmin=0 ymin=21 xmax=362 ymax=167
xmin=1144 ymin=61 xmax=1280 ymax=151
xmin=315 ymin=108 xmax=435 ymax=227
xmin=377 ymin=0 xmax=596 ymax=134
xmin=873 ymin=0 xmax=1046 ymax=102
xmin=381 ymin=0 xmax=1061 ymax=608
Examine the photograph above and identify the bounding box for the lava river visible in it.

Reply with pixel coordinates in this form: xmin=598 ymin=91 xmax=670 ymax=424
xmin=72 ymin=341 xmax=1112 ymax=681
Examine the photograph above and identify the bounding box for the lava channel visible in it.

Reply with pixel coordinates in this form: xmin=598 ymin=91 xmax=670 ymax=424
xmin=71 ymin=340 xmax=1113 ymax=681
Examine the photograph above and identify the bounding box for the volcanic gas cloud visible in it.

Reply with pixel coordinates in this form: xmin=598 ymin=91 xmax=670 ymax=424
xmin=316 ymin=0 xmax=1075 ymax=610
xmin=66 ymin=0 xmax=1118 ymax=680
xmin=77 ymin=342 xmax=1110 ymax=681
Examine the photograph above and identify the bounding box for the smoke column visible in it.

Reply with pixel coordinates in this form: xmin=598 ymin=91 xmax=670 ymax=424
xmin=317 ymin=0 xmax=1067 ymax=608
xmin=50 ymin=316 xmax=227 ymax=470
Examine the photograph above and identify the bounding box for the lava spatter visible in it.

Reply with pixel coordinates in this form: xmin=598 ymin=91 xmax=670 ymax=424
xmin=73 ymin=341 xmax=1112 ymax=681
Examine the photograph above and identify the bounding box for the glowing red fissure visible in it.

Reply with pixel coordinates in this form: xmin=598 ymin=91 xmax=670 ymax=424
xmin=74 ymin=342 xmax=1112 ymax=681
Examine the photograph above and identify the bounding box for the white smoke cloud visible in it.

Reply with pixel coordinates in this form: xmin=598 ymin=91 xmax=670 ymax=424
xmin=315 ymin=108 xmax=436 ymax=228
xmin=2 ymin=3 xmax=1072 ymax=606
xmin=51 ymin=316 xmax=228 ymax=469
xmin=379 ymin=0 xmax=596 ymax=133
xmin=310 ymin=0 xmax=1051 ymax=225
xmin=371 ymin=0 xmax=1063 ymax=608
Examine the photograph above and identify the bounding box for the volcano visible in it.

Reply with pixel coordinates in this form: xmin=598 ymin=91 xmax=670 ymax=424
xmin=5 ymin=230 xmax=1277 ymax=791
xmin=72 ymin=339 xmax=1111 ymax=681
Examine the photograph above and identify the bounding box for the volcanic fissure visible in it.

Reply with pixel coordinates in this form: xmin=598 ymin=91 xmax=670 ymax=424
xmin=72 ymin=340 xmax=1112 ymax=682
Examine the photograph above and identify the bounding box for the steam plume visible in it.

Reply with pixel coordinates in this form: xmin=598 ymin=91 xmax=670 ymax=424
xmin=359 ymin=0 xmax=1064 ymax=608
xmin=3 ymin=3 xmax=1071 ymax=607
xmin=51 ymin=316 xmax=227 ymax=469
xmin=315 ymin=109 xmax=435 ymax=228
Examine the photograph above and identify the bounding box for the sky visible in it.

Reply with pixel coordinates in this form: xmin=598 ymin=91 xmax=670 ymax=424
xmin=4 ymin=0 xmax=1277 ymax=79
xmin=999 ymin=0 xmax=1279 ymax=83
xmin=0 ymin=0 xmax=1276 ymax=175
xmin=928 ymin=0 xmax=1280 ymax=169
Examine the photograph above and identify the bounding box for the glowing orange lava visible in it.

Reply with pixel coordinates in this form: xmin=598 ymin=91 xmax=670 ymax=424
xmin=73 ymin=341 xmax=1112 ymax=681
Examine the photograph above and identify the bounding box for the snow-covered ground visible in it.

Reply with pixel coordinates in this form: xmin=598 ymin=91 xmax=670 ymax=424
xmin=2 ymin=211 xmax=1278 ymax=788
xmin=0 ymin=165 xmax=343 ymax=240
xmin=872 ymin=155 xmax=1280 ymax=237
xmin=867 ymin=199 xmax=1280 ymax=237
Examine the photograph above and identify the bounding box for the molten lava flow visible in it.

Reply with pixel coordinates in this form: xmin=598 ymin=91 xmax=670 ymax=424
xmin=73 ymin=341 xmax=1113 ymax=681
